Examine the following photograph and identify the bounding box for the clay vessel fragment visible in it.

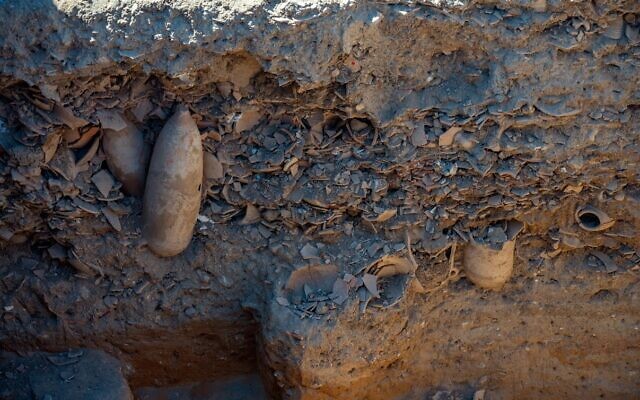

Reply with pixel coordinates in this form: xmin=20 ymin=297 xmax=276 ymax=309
xmin=364 ymin=255 xmax=416 ymax=308
xmin=575 ymin=205 xmax=615 ymax=232
xmin=285 ymin=264 xmax=339 ymax=302
xmin=102 ymin=118 xmax=149 ymax=196
xmin=143 ymin=106 xmax=203 ymax=257
xmin=463 ymin=220 xmax=523 ymax=290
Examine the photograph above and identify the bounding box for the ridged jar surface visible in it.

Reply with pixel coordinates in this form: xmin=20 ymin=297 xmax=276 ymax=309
xmin=463 ymin=239 xmax=515 ymax=290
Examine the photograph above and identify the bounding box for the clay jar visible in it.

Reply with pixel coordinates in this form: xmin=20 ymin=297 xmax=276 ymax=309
xmin=575 ymin=205 xmax=615 ymax=232
xmin=102 ymin=119 xmax=149 ymax=196
xmin=142 ymin=106 xmax=203 ymax=257
xmin=463 ymin=220 xmax=524 ymax=290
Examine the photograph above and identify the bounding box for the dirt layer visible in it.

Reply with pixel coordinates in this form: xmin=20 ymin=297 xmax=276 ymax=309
xmin=1 ymin=0 xmax=640 ymax=399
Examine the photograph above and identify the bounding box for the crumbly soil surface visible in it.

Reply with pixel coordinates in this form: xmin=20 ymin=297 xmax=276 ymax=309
xmin=0 ymin=0 xmax=639 ymax=399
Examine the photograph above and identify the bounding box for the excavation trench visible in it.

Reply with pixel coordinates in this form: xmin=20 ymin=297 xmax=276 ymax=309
xmin=1 ymin=1 xmax=640 ymax=399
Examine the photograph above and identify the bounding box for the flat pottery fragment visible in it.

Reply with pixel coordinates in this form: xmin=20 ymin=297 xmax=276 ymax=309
xmin=42 ymin=132 xmax=61 ymax=163
xmin=203 ymin=152 xmax=224 ymax=180
xmin=438 ymin=126 xmax=462 ymax=147
xmin=48 ymin=140 xmax=77 ymax=181
xmin=300 ymin=243 xmax=320 ymax=260
xmin=47 ymin=243 xmax=67 ymax=261
xmin=53 ymin=105 xmax=88 ymax=129
xmin=454 ymin=132 xmax=478 ymax=150
xmin=69 ymin=126 xmax=100 ymax=149
xmin=61 ymin=127 xmax=81 ymax=143
xmin=91 ymin=170 xmax=115 ymax=197
xmin=410 ymin=124 xmax=428 ymax=146
xmin=234 ymin=107 xmax=263 ymax=133
xmin=142 ymin=106 xmax=203 ymax=257
xmin=102 ymin=207 xmax=122 ymax=232
xmin=535 ymin=101 xmax=580 ymax=118
xmin=241 ymin=203 xmax=261 ymax=225
xmin=330 ymin=278 xmax=350 ymax=305
xmin=75 ymin=134 xmax=101 ymax=167
xmin=362 ymin=273 xmax=380 ymax=298
xmin=374 ymin=208 xmax=397 ymax=223
xmin=73 ymin=198 xmax=100 ymax=214
xmin=591 ymin=250 xmax=619 ymax=273
xmin=133 ymin=98 xmax=154 ymax=122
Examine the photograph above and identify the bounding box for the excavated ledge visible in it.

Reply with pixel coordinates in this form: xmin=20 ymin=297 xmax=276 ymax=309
xmin=1 ymin=0 xmax=640 ymax=399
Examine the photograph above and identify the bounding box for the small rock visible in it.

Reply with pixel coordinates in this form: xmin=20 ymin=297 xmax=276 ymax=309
xmin=300 ymin=243 xmax=320 ymax=260
xmin=103 ymin=296 xmax=118 ymax=307
xmin=275 ymin=296 xmax=290 ymax=306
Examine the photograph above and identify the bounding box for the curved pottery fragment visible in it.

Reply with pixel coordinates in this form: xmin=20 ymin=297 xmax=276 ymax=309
xmin=102 ymin=118 xmax=149 ymax=196
xmin=285 ymin=264 xmax=339 ymax=301
xmin=464 ymin=220 xmax=524 ymax=290
xmin=364 ymin=255 xmax=417 ymax=308
xmin=575 ymin=205 xmax=615 ymax=232
xmin=142 ymin=106 xmax=203 ymax=257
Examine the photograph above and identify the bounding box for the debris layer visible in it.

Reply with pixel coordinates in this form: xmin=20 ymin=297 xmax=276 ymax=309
xmin=0 ymin=0 xmax=639 ymax=399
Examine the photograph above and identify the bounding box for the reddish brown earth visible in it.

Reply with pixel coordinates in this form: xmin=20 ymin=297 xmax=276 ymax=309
xmin=1 ymin=0 xmax=639 ymax=399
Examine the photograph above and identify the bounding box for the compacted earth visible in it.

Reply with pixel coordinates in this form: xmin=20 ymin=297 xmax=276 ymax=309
xmin=0 ymin=0 xmax=639 ymax=399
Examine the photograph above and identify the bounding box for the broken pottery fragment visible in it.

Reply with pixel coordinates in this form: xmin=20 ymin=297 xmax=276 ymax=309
xmin=142 ymin=105 xmax=203 ymax=257
xmin=285 ymin=264 xmax=339 ymax=300
xmin=53 ymin=105 xmax=88 ymax=130
xmin=42 ymin=132 xmax=61 ymax=163
xmin=234 ymin=107 xmax=263 ymax=133
xmin=101 ymin=114 xmax=149 ymax=196
xmin=438 ymin=126 xmax=462 ymax=147
xmin=91 ymin=169 xmax=115 ymax=198
xmin=69 ymin=126 xmax=100 ymax=149
xmin=591 ymin=250 xmax=619 ymax=273
xmin=203 ymin=152 xmax=224 ymax=180
xmin=602 ymin=15 xmax=625 ymax=40
xmin=463 ymin=220 xmax=524 ymax=290
xmin=240 ymin=203 xmax=261 ymax=225
xmin=362 ymin=255 xmax=417 ymax=307
xmin=575 ymin=205 xmax=615 ymax=232
xmin=330 ymin=278 xmax=350 ymax=305
xmin=362 ymin=273 xmax=380 ymax=298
